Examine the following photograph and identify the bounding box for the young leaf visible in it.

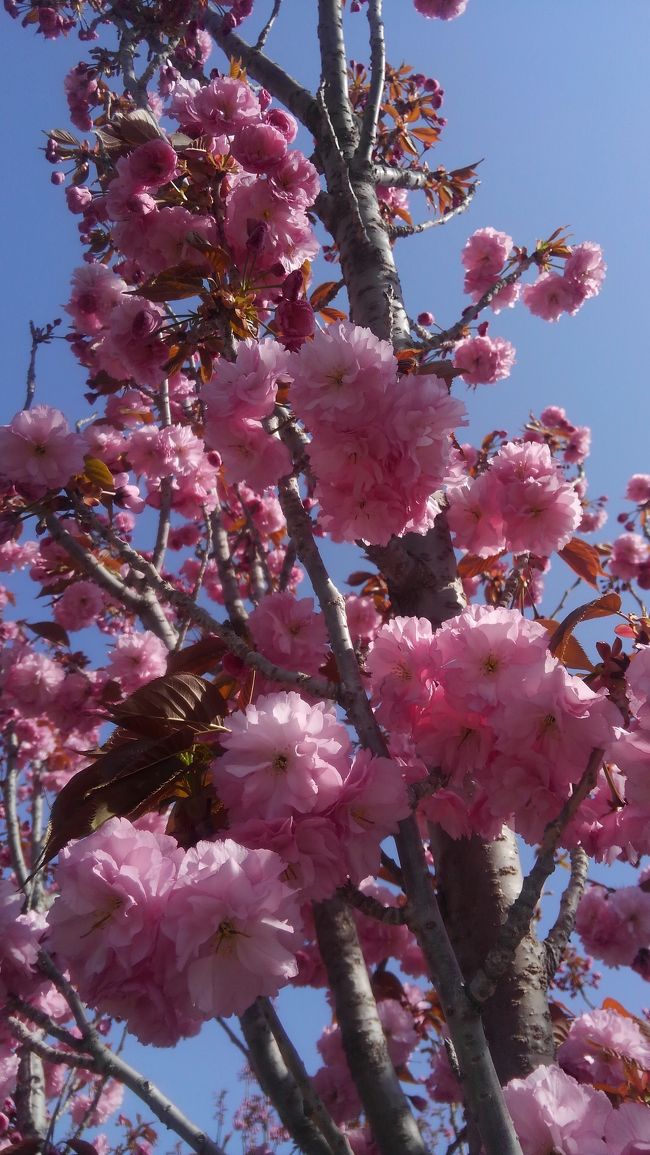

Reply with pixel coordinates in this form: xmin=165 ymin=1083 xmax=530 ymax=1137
xmin=558 ymin=537 xmax=605 ymax=588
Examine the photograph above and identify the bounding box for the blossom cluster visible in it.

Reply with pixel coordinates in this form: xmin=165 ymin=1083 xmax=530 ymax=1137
xmin=289 ymin=322 xmax=467 ymax=544
xmin=46 ymin=819 xmax=300 ymax=1043
xmin=447 ymin=439 xmax=582 ymax=559
xmin=367 ymin=605 xmax=620 ymax=844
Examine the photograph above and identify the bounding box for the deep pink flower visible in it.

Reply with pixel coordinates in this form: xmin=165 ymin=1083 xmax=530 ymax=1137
xmin=54 ymin=580 xmax=106 ymax=631
xmin=125 ymin=139 xmax=179 ymax=189
xmin=231 ymin=123 xmax=288 ymax=173
xmin=106 ymin=631 xmax=168 ymax=693
xmin=248 ymin=592 xmax=328 ymax=676
xmin=610 ymin=533 xmax=649 ymax=582
xmin=414 ymin=0 xmax=468 ymax=18
xmin=66 ymin=264 xmax=127 ymax=334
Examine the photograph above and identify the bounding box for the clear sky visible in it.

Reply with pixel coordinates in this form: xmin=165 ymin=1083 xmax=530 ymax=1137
xmin=2 ymin=1 xmax=650 ymax=1149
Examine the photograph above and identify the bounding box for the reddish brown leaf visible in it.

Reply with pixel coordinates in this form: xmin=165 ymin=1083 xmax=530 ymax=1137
xmin=166 ymin=636 xmax=228 ymax=676
xmin=110 ymin=673 xmax=227 ymax=738
xmin=346 ymin=571 xmax=376 ymax=586
xmin=318 ymin=306 xmax=347 ymax=324
xmin=558 ymin=537 xmax=605 ymax=588
xmin=40 ymin=729 xmax=197 ymax=865
xmin=309 ymin=281 xmax=342 ymax=310
xmin=26 ymin=620 xmax=70 ymax=647
xmin=135 ymin=263 xmax=207 ymax=302
xmin=548 ymin=593 xmax=622 ymax=664
xmin=457 ymin=553 xmax=504 ymax=579
xmin=536 ymin=619 xmax=594 ymax=671
xmin=68 ymin=1141 xmax=102 ymax=1155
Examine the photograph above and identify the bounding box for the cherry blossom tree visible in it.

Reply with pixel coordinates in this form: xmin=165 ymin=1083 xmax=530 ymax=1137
xmin=1 ymin=2 xmax=649 ymax=1154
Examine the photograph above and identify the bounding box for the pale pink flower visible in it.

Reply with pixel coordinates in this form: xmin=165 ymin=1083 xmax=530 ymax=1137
xmin=46 ymin=818 xmax=185 ymax=986
xmin=504 ymin=1064 xmax=611 ymax=1155
xmin=225 ymin=179 xmax=319 ymax=274
xmin=193 ymin=77 xmax=261 ymax=136
xmin=332 ymin=749 xmax=410 ymax=881
xmin=610 ymin=533 xmax=649 ymax=581
xmin=461 ymin=226 xmax=512 ymax=280
xmin=0 ymin=880 xmax=47 ymax=1002
xmin=0 ymin=406 xmax=85 ymax=495
xmin=54 ymin=580 xmax=105 ymax=631
xmin=105 ymin=631 xmax=168 ymax=693
xmin=290 ymin=321 xmax=396 ymax=426
xmin=605 ymin=1102 xmax=650 ymax=1152
xmin=210 ymin=417 xmax=292 ymax=491
xmin=270 ymin=150 xmax=321 ymax=207
xmin=626 ymin=475 xmax=650 ymax=505
xmin=66 ymin=264 xmax=127 ymax=334
xmin=203 ymin=338 xmax=291 ymax=423
xmin=124 ymin=138 xmax=179 ymax=189
xmin=564 ymin=241 xmax=606 ymax=299
xmin=447 ymin=474 xmax=506 ymax=557
xmin=0 ymin=646 xmax=65 ymax=716
xmin=366 ymin=616 xmax=436 ymax=727
xmin=248 ymin=592 xmax=328 ymax=676
xmin=214 ymin=691 xmax=350 ymax=820
xmin=491 ymin=440 xmax=582 ymax=556
xmin=558 ymin=1008 xmax=650 ymax=1089
xmin=453 ymin=334 xmax=516 ymax=386
xmin=345 ymin=595 xmax=382 ymax=644
xmin=432 ymin=605 xmax=549 ymax=714
xmin=576 ymin=885 xmax=649 ymax=967
xmin=163 ymin=839 xmax=300 ymax=1017
xmin=522 ymin=272 xmax=585 ymax=321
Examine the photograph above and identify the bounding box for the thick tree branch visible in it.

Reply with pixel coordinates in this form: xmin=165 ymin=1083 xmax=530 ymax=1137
xmin=395 ymin=817 xmax=524 ymax=1155
xmin=313 ymin=898 xmax=429 ymax=1155
xmin=261 ymin=999 xmax=354 ymax=1155
xmin=469 ymin=749 xmax=603 ymax=1005
xmin=210 ymin=505 xmax=249 ymax=632
xmin=356 ymin=0 xmax=385 ymax=164
xmin=545 ymin=846 xmax=590 ymax=981
xmin=239 ymin=1001 xmax=333 ymax=1155
xmin=3 ymin=730 xmax=30 ymax=894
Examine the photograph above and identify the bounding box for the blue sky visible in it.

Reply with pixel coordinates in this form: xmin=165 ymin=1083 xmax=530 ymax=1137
xmin=2 ymin=1 xmax=650 ymax=1148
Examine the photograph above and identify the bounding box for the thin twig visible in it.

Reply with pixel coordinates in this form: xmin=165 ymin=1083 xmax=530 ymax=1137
xmin=256 ymin=0 xmax=282 ymax=50
xmin=3 ymin=730 xmax=30 ymax=894
xmin=388 ymin=186 xmax=477 ymax=239
xmin=338 ymin=882 xmax=408 ymax=925
xmin=426 ymin=254 xmax=537 ymax=351
xmin=356 ymin=0 xmax=385 ymax=164
xmin=545 ymin=846 xmax=590 ymax=980
xmin=469 ymin=749 xmax=603 ymax=1005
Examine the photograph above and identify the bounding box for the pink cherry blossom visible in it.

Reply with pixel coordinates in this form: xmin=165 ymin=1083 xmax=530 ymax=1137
xmin=504 ymin=1064 xmax=612 ymax=1155
xmin=626 ymin=475 xmax=650 ymax=505
xmin=105 ymin=631 xmax=168 ymax=693
xmin=214 ymin=691 xmax=351 ymax=821
xmin=564 ymin=241 xmax=606 ymax=299
xmin=53 ymin=579 xmax=106 ymax=631
xmin=558 ymin=1008 xmax=650 ymax=1089
xmin=248 ymin=592 xmax=328 ymax=677
xmin=231 ymin=122 xmax=288 ymax=173
xmin=162 ymin=839 xmax=300 ymax=1017
xmin=522 ymin=272 xmax=585 ymax=321
xmin=610 ymin=533 xmax=649 ymax=582
xmin=66 ymin=264 xmax=127 ymax=334
xmin=414 ymin=0 xmax=468 ymax=18
xmin=453 ymin=335 xmax=516 ymax=386
xmin=0 ymin=406 xmax=85 ymax=495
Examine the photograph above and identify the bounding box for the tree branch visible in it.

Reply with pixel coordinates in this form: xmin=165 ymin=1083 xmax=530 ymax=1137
xmin=210 ymin=506 xmax=250 ymax=632
xmin=203 ymin=11 xmax=323 ymax=135
xmin=3 ymin=730 xmax=30 ymax=894
xmin=388 ymin=187 xmax=477 ymax=239
xmin=260 ymin=999 xmax=354 ymax=1155
xmin=469 ymin=749 xmax=603 ymax=1005
xmin=317 ymin=0 xmax=358 ymax=157
xmin=356 ymin=0 xmax=385 ymax=165
xmin=313 ymin=898 xmax=429 ymax=1155
xmin=395 ymin=817 xmax=524 ymax=1155
xmin=239 ymin=1000 xmax=333 ymax=1155
xmin=255 ymin=0 xmax=282 ymax=50
xmin=545 ymin=846 xmax=590 ymax=981
xmin=426 ymin=255 xmax=536 ymax=351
